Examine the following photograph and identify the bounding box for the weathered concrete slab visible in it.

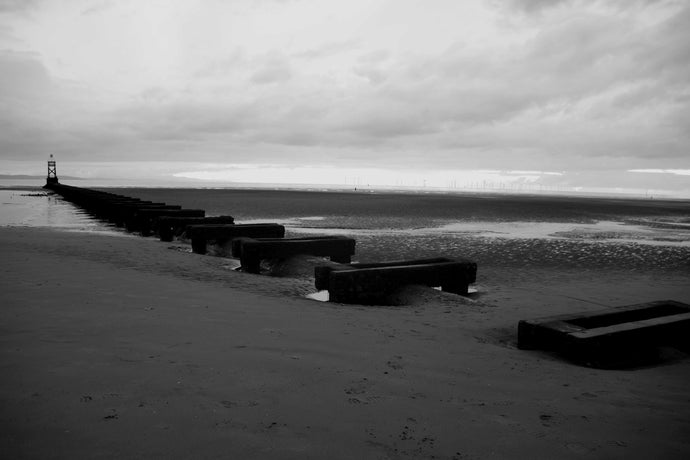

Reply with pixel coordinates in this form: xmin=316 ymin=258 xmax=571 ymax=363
xmin=187 ymin=223 xmax=285 ymax=254
xmin=123 ymin=206 xmax=183 ymax=232
xmin=158 ymin=216 xmax=235 ymax=242
xmin=232 ymin=236 xmax=356 ymax=274
xmin=131 ymin=208 xmax=206 ymax=236
xmin=82 ymin=198 xmax=147 ymax=219
xmin=108 ymin=203 xmax=169 ymax=226
xmin=315 ymin=257 xmax=467 ymax=290
xmin=316 ymin=257 xmax=477 ymax=304
xmin=517 ymin=300 xmax=690 ymax=367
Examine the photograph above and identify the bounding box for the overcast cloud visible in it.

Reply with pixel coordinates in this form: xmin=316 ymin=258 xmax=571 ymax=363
xmin=0 ymin=0 xmax=688 ymax=194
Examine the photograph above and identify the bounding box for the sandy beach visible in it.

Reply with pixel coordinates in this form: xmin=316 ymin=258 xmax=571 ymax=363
xmin=1 ymin=226 xmax=689 ymax=459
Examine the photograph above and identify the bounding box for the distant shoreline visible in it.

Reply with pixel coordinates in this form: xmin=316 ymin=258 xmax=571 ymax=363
xmin=2 ymin=181 xmax=689 ymax=203
xmin=0 ymin=175 xmax=83 ymax=180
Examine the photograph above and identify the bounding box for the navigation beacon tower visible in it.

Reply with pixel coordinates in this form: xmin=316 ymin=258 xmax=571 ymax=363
xmin=46 ymin=154 xmax=59 ymax=185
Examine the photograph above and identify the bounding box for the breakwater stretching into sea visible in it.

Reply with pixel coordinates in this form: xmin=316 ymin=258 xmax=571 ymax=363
xmin=38 ymin=182 xmax=478 ymax=304
xmin=2 ymin=186 xmax=690 ymax=272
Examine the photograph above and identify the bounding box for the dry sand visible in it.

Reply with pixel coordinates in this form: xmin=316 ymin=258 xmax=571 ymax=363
xmin=1 ymin=227 xmax=689 ymax=459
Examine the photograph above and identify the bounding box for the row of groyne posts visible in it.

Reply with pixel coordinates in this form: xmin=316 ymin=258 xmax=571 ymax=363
xmin=43 ymin=168 xmax=690 ymax=367
xmin=44 ymin=179 xmax=477 ymax=305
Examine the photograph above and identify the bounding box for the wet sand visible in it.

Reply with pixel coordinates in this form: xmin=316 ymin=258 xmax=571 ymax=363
xmin=1 ymin=227 xmax=689 ymax=459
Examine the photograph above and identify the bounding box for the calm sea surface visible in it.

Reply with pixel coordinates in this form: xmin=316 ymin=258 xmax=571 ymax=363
xmin=2 ymin=187 xmax=690 ymax=271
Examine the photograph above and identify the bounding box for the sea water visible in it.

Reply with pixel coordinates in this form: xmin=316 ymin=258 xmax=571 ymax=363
xmin=2 ymin=186 xmax=689 ymax=271
xmin=0 ymin=189 xmax=125 ymax=235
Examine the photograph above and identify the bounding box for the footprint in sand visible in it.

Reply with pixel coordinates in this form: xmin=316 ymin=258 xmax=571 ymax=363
xmin=103 ymin=409 xmax=119 ymax=421
xmin=565 ymin=442 xmax=596 ymax=454
xmin=539 ymin=414 xmax=554 ymax=427
xmin=344 ymin=378 xmax=370 ymax=396
xmin=386 ymin=356 xmax=404 ymax=371
xmin=345 ymin=378 xmax=384 ymax=404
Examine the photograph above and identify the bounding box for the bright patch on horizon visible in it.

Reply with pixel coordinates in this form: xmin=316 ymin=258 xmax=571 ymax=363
xmin=172 ymin=166 xmax=567 ymax=189
xmin=629 ymin=169 xmax=690 ymax=176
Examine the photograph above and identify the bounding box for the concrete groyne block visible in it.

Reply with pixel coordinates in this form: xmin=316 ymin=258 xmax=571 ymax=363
xmin=132 ymin=208 xmax=206 ymax=236
xmin=517 ymin=300 xmax=690 ymax=367
xmin=187 ymin=223 xmax=285 ymax=254
xmin=157 ymin=216 xmax=235 ymax=242
xmin=315 ymin=257 xmax=477 ymax=304
xmin=87 ymin=198 xmax=144 ymax=218
xmin=73 ymin=197 xmax=142 ymax=217
xmin=232 ymin=236 xmax=356 ymax=274
xmin=107 ymin=202 xmax=168 ymax=226
xmin=123 ymin=205 xmax=183 ymax=232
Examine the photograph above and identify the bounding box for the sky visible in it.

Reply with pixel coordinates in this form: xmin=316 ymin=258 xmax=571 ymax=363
xmin=0 ymin=0 xmax=689 ymax=196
